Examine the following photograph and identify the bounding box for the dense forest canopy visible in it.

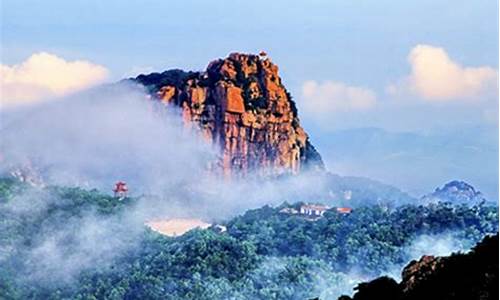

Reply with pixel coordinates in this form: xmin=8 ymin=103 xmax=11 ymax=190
xmin=0 ymin=177 xmax=497 ymax=299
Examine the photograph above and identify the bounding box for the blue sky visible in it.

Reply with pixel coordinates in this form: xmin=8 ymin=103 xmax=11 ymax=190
xmin=1 ymin=0 xmax=498 ymax=198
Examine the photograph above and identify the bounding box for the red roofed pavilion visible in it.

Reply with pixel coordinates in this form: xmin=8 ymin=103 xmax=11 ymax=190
xmin=113 ymin=181 xmax=128 ymax=199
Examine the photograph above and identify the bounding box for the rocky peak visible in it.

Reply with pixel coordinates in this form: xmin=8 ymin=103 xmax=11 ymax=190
xmin=437 ymin=180 xmax=480 ymax=196
xmin=133 ymin=52 xmax=324 ymax=177
xmin=421 ymin=180 xmax=486 ymax=205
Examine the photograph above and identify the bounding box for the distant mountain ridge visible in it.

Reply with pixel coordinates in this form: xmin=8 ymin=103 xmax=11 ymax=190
xmin=314 ymin=126 xmax=498 ymax=200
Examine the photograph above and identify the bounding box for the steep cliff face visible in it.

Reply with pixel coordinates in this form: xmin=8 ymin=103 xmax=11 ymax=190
xmin=133 ymin=52 xmax=323 ymax=177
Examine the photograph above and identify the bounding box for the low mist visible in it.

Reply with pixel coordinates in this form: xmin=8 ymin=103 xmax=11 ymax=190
xmin=0 ymin=83 xmax=338 ymax=220
xmin=0 ymin=83 xmax=338 ymax=284
xmin=1 ymin=83 xmax=216 ymax=194
xmin=0 ymin=84 xmax=492 ymax=297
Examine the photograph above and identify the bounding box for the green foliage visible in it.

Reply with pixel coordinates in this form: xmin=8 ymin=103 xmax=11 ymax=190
xmin=0 ymin=177 xmax=27 ymax=202
xmin=225 ymin=202 xmax=498 ymax=274
xmin=0 ymin=177 xmax=497 ymax=299
xmin=133 ymin=69 xmax=199 ymax=93
xmin=48 ymin=186 xmax=134 ymax=215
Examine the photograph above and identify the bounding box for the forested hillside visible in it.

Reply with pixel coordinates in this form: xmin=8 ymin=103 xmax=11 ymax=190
xmin=0 ymin=177 xmax=497 ymax=299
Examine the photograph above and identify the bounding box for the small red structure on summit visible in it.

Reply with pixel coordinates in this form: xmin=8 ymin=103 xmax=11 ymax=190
xmin=113 ymin=181 xmax=128 ymax=199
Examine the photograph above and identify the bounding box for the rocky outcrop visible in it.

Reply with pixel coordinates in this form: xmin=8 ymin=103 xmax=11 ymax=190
xmin=421 ymin=180 xmax=487 ymax=205
xmin=133 ymin=52 xmax=324 ymax=177
xmin=400 ymin=255 xmax=443 ymax=293
xmin=338 ymin=234 xmax=499 ymax=300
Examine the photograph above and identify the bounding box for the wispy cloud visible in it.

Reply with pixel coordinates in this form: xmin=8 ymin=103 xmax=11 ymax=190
xmin=300 ymin=80 xmax=376 ymax=115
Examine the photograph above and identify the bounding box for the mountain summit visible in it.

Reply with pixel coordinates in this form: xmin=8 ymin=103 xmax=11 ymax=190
xmin=133 ymin=52 xmax=323 ymax=177
xmin=421 ymin=180 xmax=487 ymax=205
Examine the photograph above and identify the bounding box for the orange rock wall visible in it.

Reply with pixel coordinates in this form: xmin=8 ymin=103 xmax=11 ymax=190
xmin=149 ymin=53 xmax=322 ymax=176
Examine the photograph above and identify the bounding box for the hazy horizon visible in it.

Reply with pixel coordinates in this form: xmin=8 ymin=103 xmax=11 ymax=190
xmin=1 ymin=0 xmax=498 ymax=199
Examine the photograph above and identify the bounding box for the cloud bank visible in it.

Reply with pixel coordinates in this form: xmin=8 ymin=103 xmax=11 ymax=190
xmin=0 ymin=83 xmax=341 ymax=220
xmin=0 ymin=52 xmax=109 ymax=107
xmin=300 ymin=80 xmax=377 ymax=115
xmin=388 ymin=44 xmax=498 ymax=101
xmin=0 ymin=83 xmax=216 ymax=195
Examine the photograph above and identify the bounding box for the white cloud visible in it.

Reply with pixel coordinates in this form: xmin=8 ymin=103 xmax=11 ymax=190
xmin=390 ymin=45 xmax=498 ymax=101
xmin=300 ymin=80 xmax=377 ymax=116
xmin=0 ymin=52 xmax=109 ymax=107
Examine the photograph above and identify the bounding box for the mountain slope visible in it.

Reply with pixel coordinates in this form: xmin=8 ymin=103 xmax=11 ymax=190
xmin=340 ymin=234 xmax=499 ymax=300
xmin=1 ymin=177 xmax=497 ymax=300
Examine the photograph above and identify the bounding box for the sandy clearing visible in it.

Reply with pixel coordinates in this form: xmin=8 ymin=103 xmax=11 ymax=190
xmin=145 ymin=218 xmax=211 ymax=237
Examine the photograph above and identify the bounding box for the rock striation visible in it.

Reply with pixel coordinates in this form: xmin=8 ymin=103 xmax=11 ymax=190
xmin=133 ymin=52 xmax=323 ymax=177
